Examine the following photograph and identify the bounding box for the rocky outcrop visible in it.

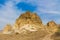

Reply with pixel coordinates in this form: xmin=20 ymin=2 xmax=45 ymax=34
xmin=1 ymin=11 xmax=59 ymax=40
xmin=3 ymin=24 xmax=12 ymax=34
xmin=16 ymin=11 xmax=42 ymax=26
xmin=13 ymin=11 xmax=44 ymax=34
xmin=2 ymin=11 xmax=58 ymax=35
xmin=47 ymin=21 xmax=58 ymax=33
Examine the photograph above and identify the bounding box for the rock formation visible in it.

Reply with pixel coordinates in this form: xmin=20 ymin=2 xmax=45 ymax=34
xmin=47 ymin=21 xmax=58 ymax=33
xmin=13 ymin=11 xmax=44 ymax=34
xmin=1 ymin=11 xmax=59 ymax=40
xmin=2 ymin=11 xmax=58 ymax=35
xmin=16 ymin=11 xmax=42 ymax=26
xmin=51 ymin=24 xmax=60 ymax=40
xmin=3 ymin=24 xmax=12 ymax=34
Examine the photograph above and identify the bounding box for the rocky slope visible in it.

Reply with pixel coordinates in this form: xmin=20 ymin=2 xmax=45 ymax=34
xmin=51 ymin=24 xmax=60 ymax=40
xmin=0 ymin=11 xmax=59 ymax=40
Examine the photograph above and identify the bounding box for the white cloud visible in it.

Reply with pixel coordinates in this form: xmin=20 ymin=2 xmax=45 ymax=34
xmin=0 ymin=0 xmax=25 ymax=29
xmin=21 ymin=0 xmax=60 ymax=14
xmin=37 ymin=9 xmax=60 ymax=14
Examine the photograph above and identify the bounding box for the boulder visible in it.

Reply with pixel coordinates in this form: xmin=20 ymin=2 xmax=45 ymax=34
xmin=47 ymin=21 xmax=58 ymax=33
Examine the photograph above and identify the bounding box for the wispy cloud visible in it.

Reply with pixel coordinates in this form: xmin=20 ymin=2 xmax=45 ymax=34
xmin=0 ymin=0 xmax=24 ymax=29
xmin=38 ymin=9 xmax=60 ymax=14
xmin=35 ymin=0 xmax=60 ymax=14
xmin=9 ymin=0 xmax=60 ymax=14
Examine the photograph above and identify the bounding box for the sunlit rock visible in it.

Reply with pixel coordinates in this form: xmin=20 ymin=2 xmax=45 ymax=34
xmin=47 ymin=21 xmax=58 ymax=33
xmin=3 ymin=24 xmax=12 ymax=34
xmin=13 ymin=11 xmax=43 ymax=34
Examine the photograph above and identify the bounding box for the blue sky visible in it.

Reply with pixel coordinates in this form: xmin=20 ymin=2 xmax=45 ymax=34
xmin=0 ymin=0 xmax=60 ymax=29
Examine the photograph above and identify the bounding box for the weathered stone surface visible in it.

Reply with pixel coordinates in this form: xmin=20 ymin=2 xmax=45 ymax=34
xmin=13 ymin=11 xmax=43 ymax=33
xmin=47 ymin=21 xmax=58 ymax=33
xmin=3 ymin=24 xmax=12 ymax=34
xmin=16 ymin=11 xmax=42 ymax=25
xmin=1 ymin=11 xmax=59 ymax=40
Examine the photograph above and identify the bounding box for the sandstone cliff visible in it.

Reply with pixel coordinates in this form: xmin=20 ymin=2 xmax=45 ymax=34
xmin=1 ymin=11 xmax=59 ymax=40
xmin=13 ymin=11 xmax=45 ymax=34
xmin=2 ymin=11 xmax=58 ymax=35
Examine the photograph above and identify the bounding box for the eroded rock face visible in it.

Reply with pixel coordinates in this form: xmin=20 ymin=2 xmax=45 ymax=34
xmin=16 ymin=11 xmax=42 ymax=25
xmin=13 ymin=11 xmax=43 ymax=33
xmin=2 ymin=11 xmax=58 ymax=36
xmin=47 ymin=21 xmax=58 ymax=33
xmin=3 ymin=24 xmax=12 ymax=34
xmin=1 ymin=11 xmax=59 ymax=40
